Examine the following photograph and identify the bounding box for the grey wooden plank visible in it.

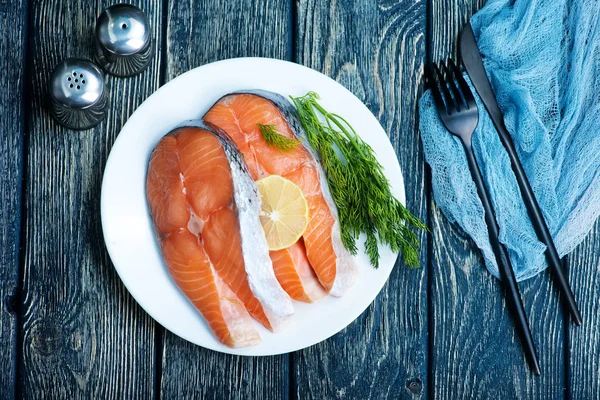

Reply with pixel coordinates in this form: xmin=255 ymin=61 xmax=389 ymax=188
xmin=293 ymin=0 xmax=429 ymax=398
xmin=19 ymin=1 xmax=162 ymax=398
xmin=0 ymin=0 xmax=28 ymax=398
xmin=160 ymin=0 xmax=292 ymax=398
xmin=429 ymin=0 xmax=483 ymax=61
xmin=160 ymin=335 xmax=290 ymax=399
xmin=568 ymin=220 xmax=600 ymax=397
xmin=428 ymin=0 xmax=565 ymax=398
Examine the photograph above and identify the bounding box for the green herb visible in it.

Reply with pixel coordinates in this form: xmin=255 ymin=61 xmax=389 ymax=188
xmin=258 ymin=123 xmax=302 ymax=151
xmin=289 ymin=92 xmax=427 ymax=268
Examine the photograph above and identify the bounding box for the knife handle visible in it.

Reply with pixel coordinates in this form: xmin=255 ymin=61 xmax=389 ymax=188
xmin=493 ymin=122 xmax=582 ymax=326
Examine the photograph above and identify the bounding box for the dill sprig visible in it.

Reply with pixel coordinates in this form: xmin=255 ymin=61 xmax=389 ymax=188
xmin=289 ymin=92 xmax=427 ymax=268
xmin=258 ymin=123 xmax=302 ymax=151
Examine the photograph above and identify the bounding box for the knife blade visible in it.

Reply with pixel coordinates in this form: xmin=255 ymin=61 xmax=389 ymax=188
xmin=459 ymin=23 xmax=505 ymax=126
xmin=459 ymin=22 xmax=583 ymax=326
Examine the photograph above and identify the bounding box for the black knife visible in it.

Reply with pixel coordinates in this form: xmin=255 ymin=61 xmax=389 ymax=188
xmin=460 ymin=22 xmax=582 ymax=326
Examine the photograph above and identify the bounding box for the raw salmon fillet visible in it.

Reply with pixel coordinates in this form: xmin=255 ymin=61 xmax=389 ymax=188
xmin=204 ymin=91 xmax=357 ymax=296
xmin=270 ymin=240 xmax=327 ymax=302
xmin=147 ymin=124 xmax=293 ymax=347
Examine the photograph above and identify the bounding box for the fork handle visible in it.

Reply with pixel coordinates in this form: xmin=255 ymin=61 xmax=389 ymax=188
xmin=463 ymin=142 xmax=541 ymax=375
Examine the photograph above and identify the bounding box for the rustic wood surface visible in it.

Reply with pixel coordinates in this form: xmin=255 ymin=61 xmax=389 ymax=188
xmin=568 ymin=219 xmax=600 ymax=398
xmin=17 ymin=0 xmax=162 ymax=398
xmin=0 ymin=0 xmax=27 ymax=397
xmin=1 ymin=0 xmax=599 ymax=398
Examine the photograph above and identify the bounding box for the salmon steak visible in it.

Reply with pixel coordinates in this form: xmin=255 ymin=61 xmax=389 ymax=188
xmin=146 ymin=123 xmax=294 ymax=348
xmin=204 ymin=90 xmax=357 ymax=297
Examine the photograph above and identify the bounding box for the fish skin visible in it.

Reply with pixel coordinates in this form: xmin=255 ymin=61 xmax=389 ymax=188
xmin=204 ymin=92 xmax=358 ymax=297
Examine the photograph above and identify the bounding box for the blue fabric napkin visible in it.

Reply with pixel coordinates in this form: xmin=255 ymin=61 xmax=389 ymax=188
xmin=419 ymin=0 xmax=600 ymax=281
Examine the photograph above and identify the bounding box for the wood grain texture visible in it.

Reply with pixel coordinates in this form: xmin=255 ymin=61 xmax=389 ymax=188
xmin=294 ymin=0 xmax=429 ymax=398
xmin=19 ymin=1 xmax=162 ymax=398
xmin=165 ymin=0 xmax=292 ymax=78
xmin=160 ymin=1 xmax=292 ymax=398
xmin=0 ymin=0 xmax=27 ymax=398
xmin=428 ymin=0 xmax=565 ymax=398
xmin=429 ymin=210 xmax=565 ymax=398
xmin=429 ymin=0 xmax=483 ymax=61
xmin=568 ymin=219 xmax=600 ymax=398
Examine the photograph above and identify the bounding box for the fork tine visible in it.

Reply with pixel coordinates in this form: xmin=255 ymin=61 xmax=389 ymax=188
xmin=433 ymin=62 xmax=456 ymax=114
xmin=449 ymin=58 xmax=477 ymax=109
xmin=425 ymin=64 xmax=447 ymax=115
xmin=442 ymin=59 xmax=464 ymax=112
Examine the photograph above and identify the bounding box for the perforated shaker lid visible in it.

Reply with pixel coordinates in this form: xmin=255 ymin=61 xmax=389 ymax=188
xmin=49 ymin=58 xmax=104 ymax=109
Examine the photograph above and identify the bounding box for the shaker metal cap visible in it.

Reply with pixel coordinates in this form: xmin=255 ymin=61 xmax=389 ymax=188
xmin=48 ymin=58 xmax=107 ymax=130
xmin=94 ymin=4 xmax=153 ymax=77
xmin=49 ymin=58 xmax=104 ymax=108
xmin=96 ymin=4 xmax=150 ymax=56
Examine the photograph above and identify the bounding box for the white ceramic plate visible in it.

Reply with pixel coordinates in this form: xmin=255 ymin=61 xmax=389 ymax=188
xmin=101 ymin=57 xmax=406 ymax=356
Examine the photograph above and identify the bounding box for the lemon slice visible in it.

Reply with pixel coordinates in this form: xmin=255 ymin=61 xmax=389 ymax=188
xmin=256 ymin=175 xmax=309 ymax=251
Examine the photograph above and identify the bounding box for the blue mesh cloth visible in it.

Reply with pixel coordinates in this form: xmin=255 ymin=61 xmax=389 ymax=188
xmin=418 ymin=0 xmax=600 ymax=281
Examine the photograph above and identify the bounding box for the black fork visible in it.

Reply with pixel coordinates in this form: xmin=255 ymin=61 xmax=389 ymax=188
xmin=426 ymin=59 xmax=541 ymax=375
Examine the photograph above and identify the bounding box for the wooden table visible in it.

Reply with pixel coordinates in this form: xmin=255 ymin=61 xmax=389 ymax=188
xmin=2 ymin=0 xmax=599 ymax=398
